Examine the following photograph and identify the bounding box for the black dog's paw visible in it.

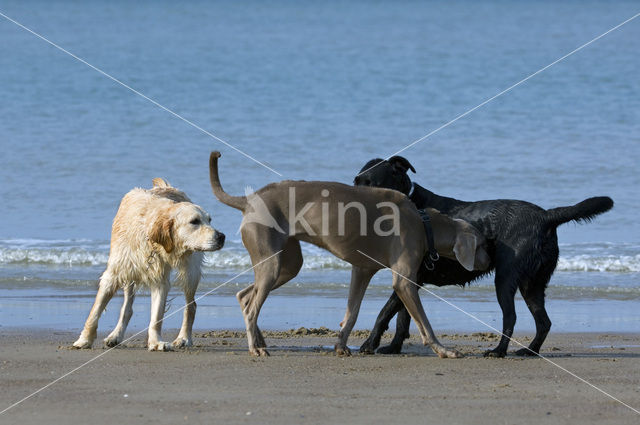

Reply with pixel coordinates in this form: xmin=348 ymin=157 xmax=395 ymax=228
xmin=483 ymin=348 xmax=506 ymax=358
xmin=514 ymin=347 xmax=538 ymax=357
xmin=359 ymin=343 xmax=376 ymax=355
xmin=377 ymin=344 xmax=403 ymax=355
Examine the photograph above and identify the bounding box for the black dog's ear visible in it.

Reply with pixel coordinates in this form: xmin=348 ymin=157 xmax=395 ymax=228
xmin=388 ymin=156 xmax=416 ymax=174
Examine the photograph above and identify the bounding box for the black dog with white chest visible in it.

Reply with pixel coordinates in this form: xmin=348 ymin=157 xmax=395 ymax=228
xmin=355 ymin=156 xmax=613 ymax=357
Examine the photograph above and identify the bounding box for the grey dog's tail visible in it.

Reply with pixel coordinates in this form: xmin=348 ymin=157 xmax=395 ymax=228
xmin=209 ymin=151 xmax=248 ymax=211
xmin=545 ymin=196 xmax=613 ymax=228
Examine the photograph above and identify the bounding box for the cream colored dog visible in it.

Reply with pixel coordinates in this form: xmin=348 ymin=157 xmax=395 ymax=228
xmin=73 ymin=178 xmax=225 ymax=351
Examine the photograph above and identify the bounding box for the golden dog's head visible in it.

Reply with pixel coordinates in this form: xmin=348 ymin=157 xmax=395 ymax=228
xmin=150 ymin=202 xmax=225 ymax=254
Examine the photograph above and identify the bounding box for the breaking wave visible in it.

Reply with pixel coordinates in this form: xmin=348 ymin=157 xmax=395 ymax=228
xmin=557 ymin=255 xmax=640 ymax=273
xmin=0 ymin=239 xmax=637 ymax=273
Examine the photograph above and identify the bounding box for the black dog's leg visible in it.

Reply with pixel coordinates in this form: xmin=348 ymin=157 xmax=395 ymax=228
xmin=485 ymin=272 xmax=518 ymax=358
xmin=376 ymin=306 xmax=411 ymax=354
xmin=359 ymin=292 xmax=405 ymax=354
xmin=515 ymin=289 xmax=551 ymax=356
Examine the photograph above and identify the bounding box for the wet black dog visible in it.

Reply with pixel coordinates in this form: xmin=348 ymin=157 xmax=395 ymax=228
xmin=355 ymin=156 xmax=613 ymax=357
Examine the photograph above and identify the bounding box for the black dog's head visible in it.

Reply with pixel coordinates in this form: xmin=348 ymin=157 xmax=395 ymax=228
xmin=354 ymin=155 xmax=416 ymax=195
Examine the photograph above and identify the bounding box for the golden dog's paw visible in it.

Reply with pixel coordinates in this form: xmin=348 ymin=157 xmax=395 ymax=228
xmin=171 ymin=337 xmax=192 ymax=348
xmin=249 ymin=347 xmax=270 ymax=357
xmin=148 ymin=341 xmax=173 ymax=352
xmin=103 ymin=335 xmax=121 ymax=348
xmin=72 ymin=338 xmax=93 ymax=349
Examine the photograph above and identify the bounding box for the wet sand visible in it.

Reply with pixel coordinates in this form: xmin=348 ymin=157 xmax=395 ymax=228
xmin=1 ymin=328 xmax=639 ymax=424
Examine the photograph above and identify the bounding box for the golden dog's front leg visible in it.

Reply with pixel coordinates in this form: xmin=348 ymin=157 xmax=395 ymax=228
xmin=172 ymin=289 xmax=196 ymax=348
xmin=147 ymin=281 xmax=172 ymax=352
xmin=173 ymin=252 xmax=203 ymax=348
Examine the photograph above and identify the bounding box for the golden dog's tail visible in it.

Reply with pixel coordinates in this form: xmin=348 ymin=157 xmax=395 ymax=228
xmin=209 ymin=151 xmax=248 ymax=211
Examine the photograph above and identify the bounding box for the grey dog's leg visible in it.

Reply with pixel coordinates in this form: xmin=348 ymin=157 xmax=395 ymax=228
xmin=236 ymin=286 xmax=266 ymax=347
xmin=241 ymin=239 xmax=294 ymax=357
xmin=392 ymin=270 xmax=461 ymax=358
xmin=237 ymin=286 xmax=268 ymax=348
xmin=360 ymin=292 xmax=406 ymax=354
xmin=238 ymin=239 xmax=303 ymax=350
xmin=244 ymin=270 xmax=277 ymax=357
xmin=336 ymin=267 xmax=376 ymax=356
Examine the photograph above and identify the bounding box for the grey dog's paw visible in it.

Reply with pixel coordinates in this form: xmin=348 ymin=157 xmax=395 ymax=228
xmin=334 ymin=345 xmax=352 ymax=356
xmin=437 ymin=348 xmax=464 ymax=359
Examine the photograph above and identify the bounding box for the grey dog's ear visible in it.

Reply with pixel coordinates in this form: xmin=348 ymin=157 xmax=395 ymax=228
xmin=453 ymin=232 xmax=477 ymax=271
xmin=150 ymin=214 xmax=174 ymax=253
xmin=388 ymin=156 xmax=416 ymax=174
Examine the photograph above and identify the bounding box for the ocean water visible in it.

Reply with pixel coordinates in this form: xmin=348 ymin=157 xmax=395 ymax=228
xmin=0 ymin=1 xmax=638 ymax=335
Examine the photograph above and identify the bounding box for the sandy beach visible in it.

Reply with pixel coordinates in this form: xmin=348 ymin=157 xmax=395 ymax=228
xmin=1 ymin=2 xmax=639 ymax=425
xmin=1 ymin=328 xmax=638 ymax=424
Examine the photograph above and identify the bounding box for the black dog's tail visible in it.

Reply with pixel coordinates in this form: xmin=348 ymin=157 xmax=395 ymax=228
xmin=545 ymin=197 xmax=613 ymax=228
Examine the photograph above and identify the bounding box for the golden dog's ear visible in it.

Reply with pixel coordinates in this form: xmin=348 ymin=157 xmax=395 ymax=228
xmin=150 ymin=214 xmax=174 ymax=253
xmin=152 ymin=178 xmax=171 ymax=188
xmin=453 ymin=232 xmax=477 ymax=271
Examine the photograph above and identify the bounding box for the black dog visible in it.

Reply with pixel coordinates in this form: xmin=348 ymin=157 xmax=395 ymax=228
xmin=355 ymin=156 xmax=613 ymax=357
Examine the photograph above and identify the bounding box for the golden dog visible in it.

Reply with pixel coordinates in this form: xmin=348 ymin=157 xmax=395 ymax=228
xmin=73 ymin=178 xmax=224 ymax=351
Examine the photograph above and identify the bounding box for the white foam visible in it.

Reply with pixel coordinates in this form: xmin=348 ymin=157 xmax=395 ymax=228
xmin=202 ymin=251 xmax=350 ymax=271
xmin=557 ymin=255 xmax=640 ymax=273
xmin=0 ymin=240 xmax=637 ymax=274
xmin=0 ymin=247 xmax=109 ymax=266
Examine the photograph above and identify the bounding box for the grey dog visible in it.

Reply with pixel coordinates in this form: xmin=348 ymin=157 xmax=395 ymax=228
xmin=209 ymin=151 xmax=489 ymax=357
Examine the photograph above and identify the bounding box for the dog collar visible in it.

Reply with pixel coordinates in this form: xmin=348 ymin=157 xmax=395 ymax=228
xmin=408 ymin=182 xmax=415 ymax=197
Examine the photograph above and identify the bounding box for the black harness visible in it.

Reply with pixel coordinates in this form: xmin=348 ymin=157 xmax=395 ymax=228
xmin=418 ymin=208 xmax=440 ymax=270
xmin=408 ymin=182 xmax=439 ymax=270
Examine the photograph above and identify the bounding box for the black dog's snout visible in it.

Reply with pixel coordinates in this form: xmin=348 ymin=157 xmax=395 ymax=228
xmin=354 ymin=177 xmax=371 ymax=187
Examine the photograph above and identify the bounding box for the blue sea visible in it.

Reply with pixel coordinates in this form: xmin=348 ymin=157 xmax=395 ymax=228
xmin=0 ymin=1 xmax=638 ymax=337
